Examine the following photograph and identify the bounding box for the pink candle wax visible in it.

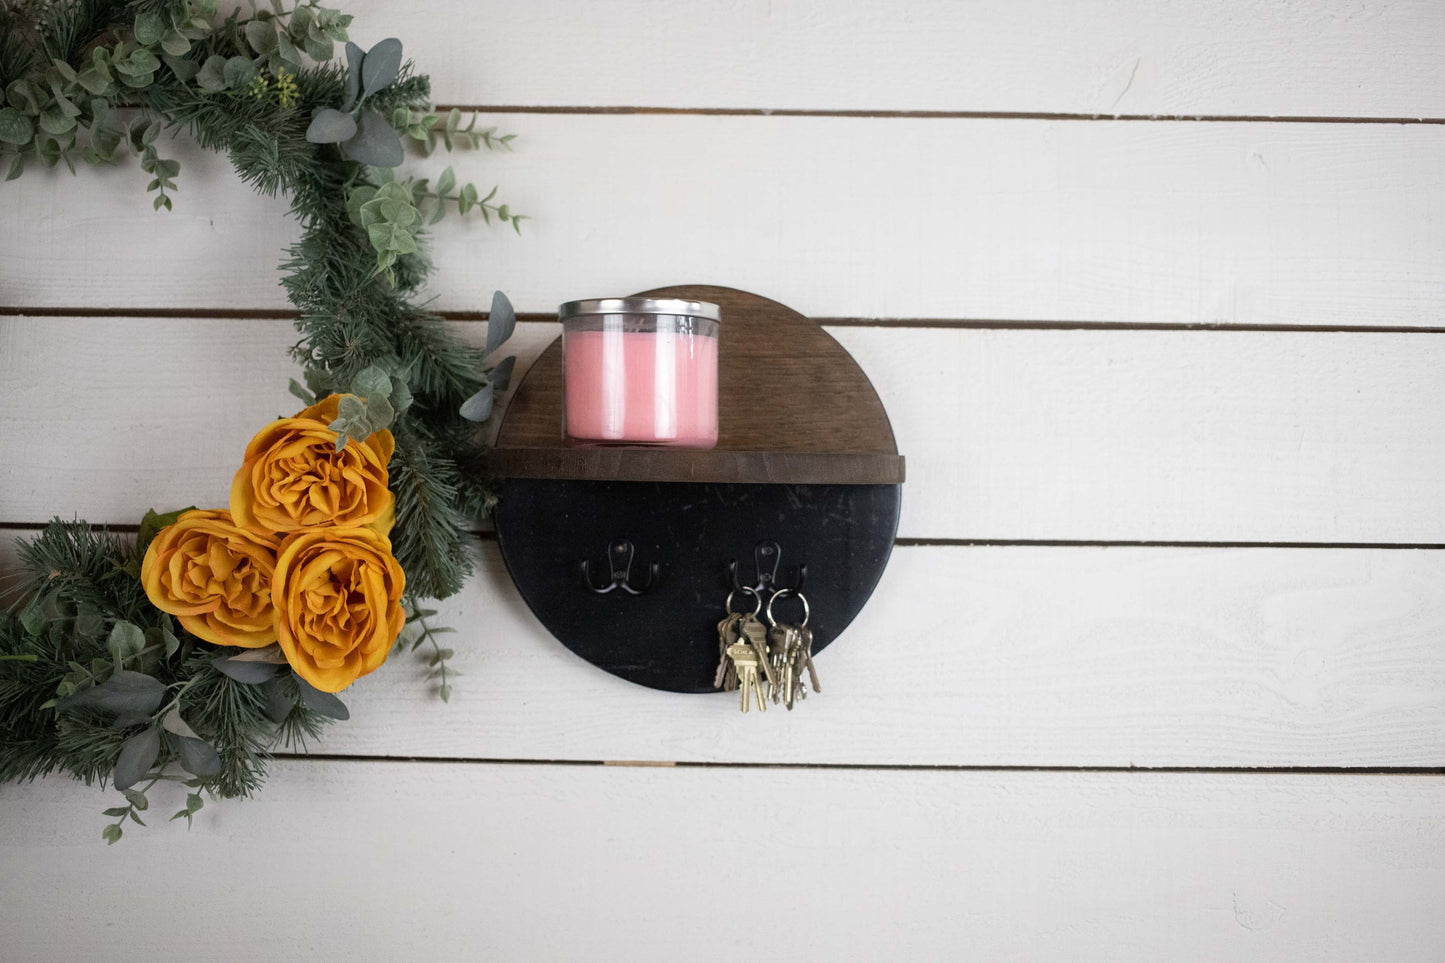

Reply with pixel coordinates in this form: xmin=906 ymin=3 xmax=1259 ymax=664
xmin=563 ymin=329 xmax=718 ymax=447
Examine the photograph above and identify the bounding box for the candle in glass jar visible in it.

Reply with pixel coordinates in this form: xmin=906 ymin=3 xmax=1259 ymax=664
xmin=560 ymin=299 xmax=720 ymax=448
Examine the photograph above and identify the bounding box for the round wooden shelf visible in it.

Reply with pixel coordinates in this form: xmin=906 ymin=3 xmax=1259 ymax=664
xmin=489 ymin=285 xmax=905 ymax=486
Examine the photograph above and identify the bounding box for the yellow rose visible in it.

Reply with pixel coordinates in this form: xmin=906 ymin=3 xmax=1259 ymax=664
xmin=140 ymin=509 xmax=280 ymax=648
xmin=273 ymin=527 xmax=406 ymax=692
xmin=230 ymin=394 xmax=395 ymax=538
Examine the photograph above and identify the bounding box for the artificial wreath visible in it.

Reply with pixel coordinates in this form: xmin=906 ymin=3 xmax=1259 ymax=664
xmin=0 ymin=0 xmax=524 ymax=841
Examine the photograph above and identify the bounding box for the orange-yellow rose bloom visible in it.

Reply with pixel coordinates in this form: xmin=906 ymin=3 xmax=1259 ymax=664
xmin=140 ymin=509 xmax=280 ymax=648
xmin=272 ymin=527 xmax=406 ymax=692
xmin=230 ymin=394 xmax=395 ymax=538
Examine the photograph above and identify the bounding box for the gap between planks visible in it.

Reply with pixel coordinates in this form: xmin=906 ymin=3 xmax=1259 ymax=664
xmin=5 ymin=307 xmax=1445 ymax=335
xmin=430 ymin=104 xmax=1445 ymax=125
xmin=281 ymin=753 xmax=1445 ymax=775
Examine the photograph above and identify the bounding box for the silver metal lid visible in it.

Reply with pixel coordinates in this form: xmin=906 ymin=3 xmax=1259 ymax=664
xmin=558 ymin=297 xmax=721 ymax=323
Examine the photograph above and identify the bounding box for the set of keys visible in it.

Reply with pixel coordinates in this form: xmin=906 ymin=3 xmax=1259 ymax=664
xmin=714 ymin=586 xmax=820 ymax=712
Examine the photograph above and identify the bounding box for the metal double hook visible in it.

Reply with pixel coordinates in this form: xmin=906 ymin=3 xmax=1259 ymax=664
xmin=580 ymin=539 xmax=658 ymax=595
xmin=727 ymin=540 xmax=807 ymax=597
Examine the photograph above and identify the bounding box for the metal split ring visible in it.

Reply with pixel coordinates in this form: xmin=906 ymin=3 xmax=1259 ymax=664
xmin=725 ymin=586 xmax=762 ymax=616
xmin=765 ymin=587 xmax=810 ymax=627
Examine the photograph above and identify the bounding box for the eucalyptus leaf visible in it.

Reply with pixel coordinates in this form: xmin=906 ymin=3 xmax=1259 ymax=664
xmin=306 ymin=107 xmax=356 ymax=144
xmin=351 ymin=364 xmax=391 ymax=401
xmin=107 ymin=621 xmax=146 ymax=665
xmin=223 ymin=56 xmax=255 ymax=89
xmin=485 ymin=290 xmax=515 ymax=356
xmin=195 ymin=54 xmax=227 ymax=92
xmin=74 ymin=602 xmax=103 ymax=639
xmin=121 ymin=788 xmax=149 ymax=810
xmin=133 ymin=11 xmax=164 ymax=46
xmin=488 ymin=354 xmax=517 ymax=393
xmin=226 ymin=645 xmax=289 ymax=664
xmin=288 ymin=378 xmax=317 ymax=405
xmin=174 ymin=735 xmax=221 ymax=777
xmin=260 ymin=678 xmax=296 ymax=724
xmin=293 ymin=674 xmax=350 ymax=720
xmin=112 ymin=727 xmax=160 ymax=791
xmin=160 ymin=711 xmax=199 ymax=740
xmin=58 ymin=670 xmax=165 ymax=716
xmin=360 ymin=38 xmax=402 ymax=95
xmin=160 ymin=30 xmax=192 ymax=57
xmin=102 ymin=824 xmax=122 ymax=845
xmin=342 ymin=41 xmax=363 ymax=110
xmin=244 ymin=20 xmax=278 ymax=56
xmin=458 ymin=385 xmax=493 ymax=422
xmin=6 ymin=153 xmax=24 ymax=181
xmin=342 ymin=110 xmax=403 ymax=167
xmin=162 ymin=54 xmax=199 ymax=83
xmin=211 ymin=654 xmax=282 ymax=684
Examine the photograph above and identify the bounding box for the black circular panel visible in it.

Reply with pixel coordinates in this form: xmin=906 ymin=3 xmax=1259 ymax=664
xmin=494 ymin=479 xmax=902 ymax=692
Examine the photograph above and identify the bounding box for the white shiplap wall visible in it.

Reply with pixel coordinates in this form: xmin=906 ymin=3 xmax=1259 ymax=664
xmin=2 ymin=2 xmax=1444 ymax=959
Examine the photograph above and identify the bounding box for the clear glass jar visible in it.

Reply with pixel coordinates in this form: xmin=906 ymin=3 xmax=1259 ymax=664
xmin=559 ymin=298 xmax=720 ymax=448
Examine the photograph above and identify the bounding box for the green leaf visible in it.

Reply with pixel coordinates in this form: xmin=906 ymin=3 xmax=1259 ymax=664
xmin=211 ymin=654 xmax=282 ymax=684
xmin=458 ymin=385 xmax=493 ymax=422
xmin=342 ymin=41 xmax=363 ymax=110
xmin=345 ymin=184 xmax=378 ymax=226
xmin=103 ymin=807 xmax=131 ymax=818
xmin=160 ymin=30 xmax=192 ymax=57
xmin=351 ymin=364 xmax=391 ymax=401
xmin=288 ymin=378 xmax=317 ymax=405
xmin=260 ymin=678 xmax=296 ymax=724
xmin=134 ymin=11 xmax=165 ymax=46
xmin=245 ymin=20 xmax=279 ymax=56
xmin=38 ymin=105 xmax=75 ymax=135
xmin=488 ymin=355 xmax=517 ymax=393
xmin=360 ymin=38 xmax=402 ymax=95
xmin=121 ymin=789 xmax=149 ymax=811
xmin=75 ymin=67 xmax=110 ymax=95
xmin=436 ymin=165 xmax=456 ymax=197
xmin=439 ymin=684 xmax=452 ymax=703
xmin=112 ymin=728 xmax=160 ymax=791
xmin=306 ymin=107 xmax=356 ymax=144
xmin=58 ymin=669 xmax=166 ymax=716
xmin=175 ymin=736 xmax=221 ymax=777
xmin=0 ymin=107 xmax=32 ymax=145
xmin=222 ymin=56 xmax=255 ymax=89
xmin=485 ymin=290 xmax=516 ymax=356
xmin=342 ymin=110 xmax=403 ymax=167
xmin=137 ymin=506 xmax=194 ymax=559
xmin=367 ymin=221 xmax=416 ymax=255
xmin=162 ymin=54 xmax=199 ymax=83
xmin=160 ymin=711 xmax=199 ymax=740
xmin=102 ymin=824 xmax=122 ymax=845
xmin=292 ymin=674 xmax=350 ymax=720
xmin=154 ymin=193 xmax=173 ymax=212
xmin=6 ymin=153 xmax=24 ymax=181
xmin=195 ymin=54 xmax=227 ymax=92
xmin=225 ymin=645 xmax=289 ymax=664
xmin=107 ymin=621 xmax=145 ymax=666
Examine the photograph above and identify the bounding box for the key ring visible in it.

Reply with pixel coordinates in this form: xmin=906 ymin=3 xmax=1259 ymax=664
xmin=766 ymin=587 xmax=810 ymax=627
xmin=725 ymin=586 xmax=762 ymax=617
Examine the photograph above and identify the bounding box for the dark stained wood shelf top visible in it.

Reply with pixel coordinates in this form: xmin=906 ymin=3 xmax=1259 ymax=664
xmin=489 ymin=285 xmax=906 ymax=486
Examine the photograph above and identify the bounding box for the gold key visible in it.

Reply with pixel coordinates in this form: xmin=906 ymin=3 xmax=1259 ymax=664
xmin=740 ymin=615 xmax=777 ymax=693
xmin=713 ymin=613 xmax=743 ymax=690
xmin=726 ymin=641 xmax=768 ymax=713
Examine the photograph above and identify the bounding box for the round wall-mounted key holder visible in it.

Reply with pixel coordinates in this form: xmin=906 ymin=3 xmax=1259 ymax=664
xmin=489 ymin=285 xmax=904 ymax=693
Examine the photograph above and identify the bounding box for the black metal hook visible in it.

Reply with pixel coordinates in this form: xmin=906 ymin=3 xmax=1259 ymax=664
xmin=580 ymin=539 xmax=657 ymax=595
xmin=727 ymin=540 xmax=807 ymax=596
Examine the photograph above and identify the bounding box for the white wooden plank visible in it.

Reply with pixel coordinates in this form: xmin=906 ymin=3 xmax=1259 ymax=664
xmin=4 ymin=528 xmax=1442 ymax=767
xmin=339 ymin=0 xmax=1445 ymax=118
xmin=4 ymin=317 xmax=1445 ymax=544
xmin=4 ymin=117 xmax=1443 ymax=326
xmin=1 ymin=763 xmax=1442 ymax=961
